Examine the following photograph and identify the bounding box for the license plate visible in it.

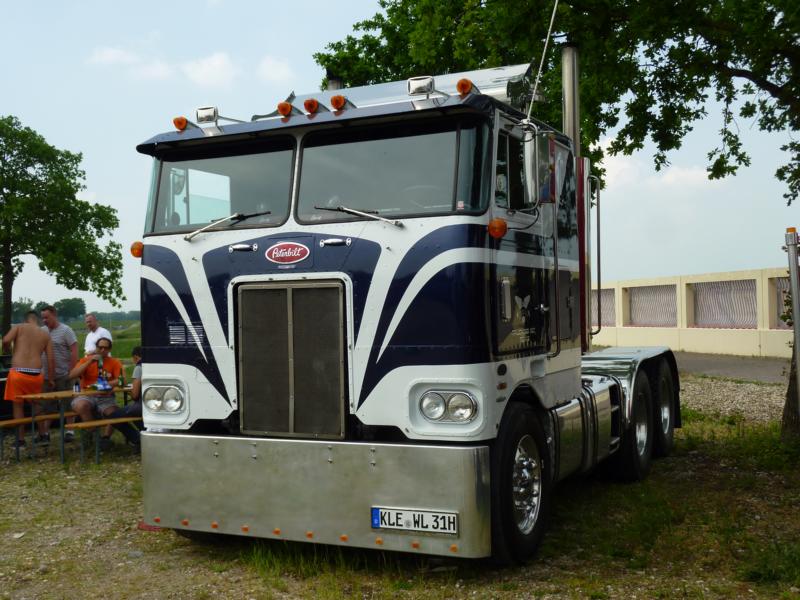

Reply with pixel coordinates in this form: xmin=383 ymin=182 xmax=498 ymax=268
xmin=371 ymin=507 xmax=458 ymax=535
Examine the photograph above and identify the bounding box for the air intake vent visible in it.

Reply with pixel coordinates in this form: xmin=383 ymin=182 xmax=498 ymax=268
xmin=237 ymin=281 xmax=345 ymax=439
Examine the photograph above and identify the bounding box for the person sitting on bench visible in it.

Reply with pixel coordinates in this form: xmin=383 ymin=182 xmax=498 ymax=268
xmin=68 ymin=337 xmax=122 ymax=449
xmin=105 ymin=346 xmax=142 ymax=451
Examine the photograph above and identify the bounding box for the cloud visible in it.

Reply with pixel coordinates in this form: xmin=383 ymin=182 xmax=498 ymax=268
xmin=88 ymin=46 xmax=140 ymax=66
xmin=76 ymin=190 xmax=97 ymax=203
xmin=256 ymin=55 xmax=293 ymax=84
xmin=649 ymin=165 xmax=721 ymax=188
xmin=181 ymin=52 xmax=239 ymax=88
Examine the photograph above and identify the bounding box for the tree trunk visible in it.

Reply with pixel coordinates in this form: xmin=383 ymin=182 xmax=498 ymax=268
xmin=1 ymin=246 xmax=14 ymax=354
xmin=781 ymin=344 xmax=799 ymax=442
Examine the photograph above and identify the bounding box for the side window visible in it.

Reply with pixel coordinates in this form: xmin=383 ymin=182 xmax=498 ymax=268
xmin=495 ymin=130 xmax=527 ymax=210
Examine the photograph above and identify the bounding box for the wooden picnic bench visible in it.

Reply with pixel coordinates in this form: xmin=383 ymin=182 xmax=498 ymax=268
xmin=0 ymin=411 xmax=78 ymax=460
xmin=66 ymin=416 xmax=143 ymax=464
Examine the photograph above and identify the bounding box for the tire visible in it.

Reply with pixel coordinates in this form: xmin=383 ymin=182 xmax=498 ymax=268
xmin=491 ymin=402 xmax=552 ymax=564
xmin=615 ymin=369 xmax=654 ymax=481
xmin=651 ymin=361 xmax=675 ymax=458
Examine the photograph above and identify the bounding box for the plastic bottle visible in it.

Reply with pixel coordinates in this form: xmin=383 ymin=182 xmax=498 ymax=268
xmin=73 ymin=380 xmax=80 ymax=393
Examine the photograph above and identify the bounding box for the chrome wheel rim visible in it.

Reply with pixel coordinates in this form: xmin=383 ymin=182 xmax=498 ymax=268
xmin=512 ymin=434 xmax=542 ymax=535
xmin=635 ymin=393 xmax=649 ymax=456
xmin=659 ymin=381 xmax=671 ymax=435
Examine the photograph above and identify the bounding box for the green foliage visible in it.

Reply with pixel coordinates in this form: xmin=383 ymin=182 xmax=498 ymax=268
xmin=0 ymin=115 xmax=124 ymax=335
xmin=315 ymin=0 xmax=800 ymax=203
xmin=54 ymin=297 xmax=86 ymax=321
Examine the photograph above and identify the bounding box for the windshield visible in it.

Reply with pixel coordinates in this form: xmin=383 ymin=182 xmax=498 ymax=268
xmin=147 ymin=138 xmax=294 ymax=233
xmin=297 ymin=117 xmax=489 ymax=223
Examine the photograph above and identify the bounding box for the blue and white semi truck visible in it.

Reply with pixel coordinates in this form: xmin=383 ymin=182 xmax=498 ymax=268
xmin=135 ymin=46 xmax=679 ymax=563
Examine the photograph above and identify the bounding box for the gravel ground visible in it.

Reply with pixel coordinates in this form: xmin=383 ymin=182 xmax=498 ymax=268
xmin=679 ymin=374 xmax=786 ymax=423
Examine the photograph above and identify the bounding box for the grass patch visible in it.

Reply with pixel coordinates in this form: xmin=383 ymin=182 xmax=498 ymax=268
xmin=740 ymin=540 xmax=800 ymax=586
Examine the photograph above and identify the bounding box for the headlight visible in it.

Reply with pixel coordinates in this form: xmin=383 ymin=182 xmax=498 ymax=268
xmin=420 ymin=392 xmax=446 ymax=421
xmin=446 ymin=393 xmax=477 ymax=422
xmin=144 ymin=387 xmax=163 ymax=411
xmin=163 ymin=387 xmax=184 ymax=412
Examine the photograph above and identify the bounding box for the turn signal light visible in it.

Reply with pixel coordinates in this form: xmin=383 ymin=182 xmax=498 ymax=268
xmin=488 ymin=218 xmax=508 ymax=239
xmin=130 ymin=241 xmax=144 ymax=258
xmin=456 ymin=78 xmax=474 ymax=95
xmin=788 ymin=227 xmax=797 ymax=233
xmin=173 ymin=116 xmax=188 ymax=131
xmin=330 ymin=95 xmax=347 ymax=111
xmin=277 ymin=102 xmax=293 ymax=117
xmin=304 ymin=98 xmax=320 ymax=114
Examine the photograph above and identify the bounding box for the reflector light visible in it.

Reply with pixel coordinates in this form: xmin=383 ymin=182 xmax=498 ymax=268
xmin=306 ymin=531 xmax=314 ymax=539
xmin=304 ymin=98 xmax=320 ymax=114
xmin=241 ymin=525 xmax=250 ymax=533
xmin=340 ymin=534 xmax=349 ymax=542
xmin=450 ymin=544 xmax=458 ymax=553
xmin=488 ymin=218 xmax=508 ymax=239
xmin=456 ymin=78 xmax=473 ymax=95
xmin=411 ymin=541 xmax=420 ymax=549
xmin=497 ymin=382 xmax=508 ymax=390
xmin=153 ymin=517 xmax=161 ymax=523
xmin=375 ymin=537 xmax=384 ymax=545
xmin=181 ymin=519 xmax=189 ymax=526
xmin=273 ymin=528 xmax=281 ymax=535
xmin=330 ymin=95 xmax=347 ymax=111
xmin=211 ymin=521 xmax=219 ymax=529
xmin=130 ymin=241 xmax=144 ymax=258
xmin=277 ymin=102 xmax=293 ymax=117
xmin=173 ymin=116 xmax=188 ymax=131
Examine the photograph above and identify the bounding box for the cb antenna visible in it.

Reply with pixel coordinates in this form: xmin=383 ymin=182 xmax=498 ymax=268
xmin=526 ymin=0 xmax=560 ymax=121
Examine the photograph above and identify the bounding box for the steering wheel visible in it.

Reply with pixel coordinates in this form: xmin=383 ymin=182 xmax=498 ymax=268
xmin=401 ymin=185 xmax=446 ymax=209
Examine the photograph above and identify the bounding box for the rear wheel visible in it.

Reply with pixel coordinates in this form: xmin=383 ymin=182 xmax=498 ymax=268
xmin=616 ymin=370 xmax=653 ymax=481
xmin=491 ymin=402 xmax=552 ymax=564
xmin=652 ymin=361 xmax=676 ymax=458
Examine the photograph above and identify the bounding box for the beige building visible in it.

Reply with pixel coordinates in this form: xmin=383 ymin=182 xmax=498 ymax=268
xmin=591 ymin=267 xmax=792 ymax=358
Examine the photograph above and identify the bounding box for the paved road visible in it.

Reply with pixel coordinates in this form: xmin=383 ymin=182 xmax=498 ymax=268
xmin=674 ymin=351 xmax=791 ymax=384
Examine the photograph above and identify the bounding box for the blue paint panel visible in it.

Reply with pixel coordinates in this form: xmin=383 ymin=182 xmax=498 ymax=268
xmin=358 ymin=262 xmax=491 ymax=407
xmin=201 ymin=233 xmax=381 ymax=344
xmin=371 ymin=507 xmax=381 ymax=528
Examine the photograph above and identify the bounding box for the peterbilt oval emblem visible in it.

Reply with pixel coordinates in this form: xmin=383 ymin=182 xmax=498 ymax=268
xmin=265 ymin=241 xmax=310 ymax=264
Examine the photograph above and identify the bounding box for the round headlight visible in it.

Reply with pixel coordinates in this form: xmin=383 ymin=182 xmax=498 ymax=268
xmin=144 ymin=387 xmax=163 ymax=411
xmin=420 ymin=392 xmax=446 ymax=421
xmin=446 ymin=393 xmax=476 ymax=422
xmin=163 ymin=387 xmax=184 ymax=412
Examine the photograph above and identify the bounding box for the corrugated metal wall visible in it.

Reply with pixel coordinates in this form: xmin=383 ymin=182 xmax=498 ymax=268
xmin=591 ymin=289 xmax=616 ymax=327
xmin=692 ymin=280 xmax=757 ymax=329
xmin=775 ymin=277 xmax=790 ymax=330
xmin=629 ymin=285 xmax=677 ymax=327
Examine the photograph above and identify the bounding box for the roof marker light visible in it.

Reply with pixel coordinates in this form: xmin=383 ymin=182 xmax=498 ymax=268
xmin=173 ymin=116 xmax=188 ymax=131
xmin=330 ymin=95 xmax=347 ymax=111
xmin=277 ymin=102 xmax=294 ymax=117
xmin=130 ymin=241 xmax=143 ymax=258
xmin=456 ymin=78 xmax=474 ymax=95
xmin=304 ymin=98 xmax=320 ymax=114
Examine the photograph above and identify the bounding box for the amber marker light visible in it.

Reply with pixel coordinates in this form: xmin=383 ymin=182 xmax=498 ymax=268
xmin=330 ymin=95 xmax=347 ymax=111
xmin=277 ymin=102 xmax=293 ymax=117
xmin=241 ymin=525 xmax=250 ymax=533
xmin=788 ymin=227 xmax=797 ymax=233
xmin=456 ymin=78 xmax=473 ymax=95
xmin=173 ymin=116 xmax=188 ymax=131
xmin=488 ymin=218 xmax=508 ymax=239
xmin=375 ymin=537 xmax=384 ymax=545
xmin=304 ymin=98 xmax=320 ymax=114
xmin=130 ymin=241 xmax=144 ymax=258
xmin=340 ymin=534 xmax=349 ymax=542
xmin=449 ymin=544 xmax=459 ymax=553
xmin=411 ymin=541 xmax=420 ymax=549
xmin=211 ymin=521 xmax=219 ymax=529
xmin=306 ymin=531 xmax=314 ymax=539
xmin=181 ymin=519 xmax=189 ymax=526
xmin=153 ymin=517 xmax=161 ymax=523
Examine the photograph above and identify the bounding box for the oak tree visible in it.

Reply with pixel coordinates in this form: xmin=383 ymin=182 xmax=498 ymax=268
xmin=0 ymin=115 xmax=123 ymax=340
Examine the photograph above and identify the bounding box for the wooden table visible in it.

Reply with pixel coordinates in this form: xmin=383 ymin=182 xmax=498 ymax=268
xmin=20 ymin=387 xmax=131 ymax=463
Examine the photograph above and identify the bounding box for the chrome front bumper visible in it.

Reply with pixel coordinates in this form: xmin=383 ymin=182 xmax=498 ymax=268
xmin=142 ymin=433 xmax=491 ymax=558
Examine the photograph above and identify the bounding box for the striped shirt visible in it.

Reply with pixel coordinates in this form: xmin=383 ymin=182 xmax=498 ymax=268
xmin=41 ymin=323 xmax=77 ymax=378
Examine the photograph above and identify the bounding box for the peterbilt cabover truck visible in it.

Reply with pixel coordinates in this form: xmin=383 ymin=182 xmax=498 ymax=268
xmin=135 ymin=46 xmax=679 ymax=563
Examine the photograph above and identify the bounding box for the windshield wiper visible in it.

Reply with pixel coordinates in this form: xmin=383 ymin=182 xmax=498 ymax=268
xmin=314 ymin=205 xmax=404 ymax=228
xmin=184 ymin=210 xmax=272 ymax=242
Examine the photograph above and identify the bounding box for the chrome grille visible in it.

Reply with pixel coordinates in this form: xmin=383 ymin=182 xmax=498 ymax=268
xmin=237 ymin=281 xmax=345 ymax=439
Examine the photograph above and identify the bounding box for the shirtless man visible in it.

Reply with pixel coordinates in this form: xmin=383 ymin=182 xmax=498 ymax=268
xmin=2 ymin=311 xmax=55 ymax=448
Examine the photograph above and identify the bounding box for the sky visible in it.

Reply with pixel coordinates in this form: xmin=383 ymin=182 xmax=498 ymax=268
xmin=1 ymin=0 xmax=797 ymax=312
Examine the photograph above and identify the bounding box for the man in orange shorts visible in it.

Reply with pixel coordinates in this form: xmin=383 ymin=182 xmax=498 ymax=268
xmin=3 ymin=311 xmax=55 ymax=449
